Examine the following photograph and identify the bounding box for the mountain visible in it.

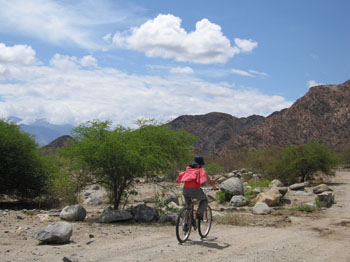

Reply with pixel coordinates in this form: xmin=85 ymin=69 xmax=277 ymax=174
xmin=168 ymin=80 xmax=350 ymax=154
xmin=8 ymin=117 xmax=74 ymax=147
xmin=40 ymin=135 xmax=72 ymax=154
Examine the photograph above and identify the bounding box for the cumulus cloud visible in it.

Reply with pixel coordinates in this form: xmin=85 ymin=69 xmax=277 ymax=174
xmin=80 ymin=55 xmax=98 ymax=67
xmin=234 ymin=38 xmax=258 ymax=53
xmin=307 ymin=80 xmax=323 ymax=88
xmin=112 ymin=14 xmax=257 ymax=64
xmin=169 ymin=66 xmax=194 ymax=74
xmin=0 ymin=43 xmax=36 ymax=65
xmin=0 ymin=48 xmax=291 ymax=126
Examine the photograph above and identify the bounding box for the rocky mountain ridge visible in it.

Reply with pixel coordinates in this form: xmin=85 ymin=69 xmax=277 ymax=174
xmin=168 ymin=80 xmax=350 ymax=154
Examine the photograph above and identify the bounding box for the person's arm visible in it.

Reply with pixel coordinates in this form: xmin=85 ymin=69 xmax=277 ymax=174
xmin=206 ymin=175 xmax=218 ymax=190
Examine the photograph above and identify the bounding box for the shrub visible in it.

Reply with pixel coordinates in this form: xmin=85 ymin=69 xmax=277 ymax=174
xmin=216 ymin=190 xmax=233 ymax=203
xmin=0 ymin=120 xmax=56 ymax=201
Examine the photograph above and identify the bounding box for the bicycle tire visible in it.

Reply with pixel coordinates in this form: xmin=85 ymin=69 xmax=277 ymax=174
xmin=176 ymin=207 xmax=192 ymax=243
xmin=198 ymin=205 xmax=212 ymax=238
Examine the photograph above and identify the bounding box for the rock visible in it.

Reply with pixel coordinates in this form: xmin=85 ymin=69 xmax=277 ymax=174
xmin=131 ymin=204 xmax=159 ymax=223
xmin=313 ymin=184 xmax=332 ymax=194
xmin=36 ymin=222 xmax=72 ymax=244
xmin=255 ymin=188 xmax=282 ymax=206
xmin=166 ymin=192 xmax=179 ymax=206
xmin=317 ymin=191 xmax=335 ymax=208
xmin=253 ymin=187 xmax=262 ymax=194
xmin=306 ymin=202 xmax=316 ymax=207
xmin=269 ymin=179 xmax=284 ymax=188
xmin=60 ymin=205 xmax=86 ymax=222
xmin=275 ymin=187 xmax=288 ymax=197
xmin=219 ymin=177 xmax=244 ymax=196
xmin=92 ymin=185 xmax=100 ymax=190
xmin=293 ymin=191 xmax=314 ymax=196
xmin=289 ymin=182 xmax=308 ymax=191
xmin=166 ymin=201 xmax=181 ymax=211
xmin=63 ymin=256 xmax=79 ymax=262
xmin=216 ymin=176 xmax=228 ymax=184
xmin=212 ymin=211 xmax=225 ymax=218
xmin=98 ymin=208 xmax=133 ymax=223
xmin=36 ymin=214 xmax=51 ymax=222
xmin=84 ymin=197 xmax=103 ymax=206
xmin=252 ymin=202 xmax=271 ymax=215
xmin=240 ymin=168 xmax=247 ymax=173
xmin=142 ymin=197 xmax=155 ymax=203
xmin=229 ymin=195 xmax=248 ymax=207
xmin=158 ymin=213 xmax=177 ymax=225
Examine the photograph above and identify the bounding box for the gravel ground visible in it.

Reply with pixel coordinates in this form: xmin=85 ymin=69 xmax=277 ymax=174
xmin=1 ymin=170 xmax=350 ymax=262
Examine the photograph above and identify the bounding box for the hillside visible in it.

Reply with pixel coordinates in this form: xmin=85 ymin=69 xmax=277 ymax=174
xmin=168 ymin=80 xmax=350 ymax=154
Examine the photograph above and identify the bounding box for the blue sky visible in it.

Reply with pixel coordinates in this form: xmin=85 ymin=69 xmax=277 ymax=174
xmin=0 ymin=0 xmax=349 ymax=126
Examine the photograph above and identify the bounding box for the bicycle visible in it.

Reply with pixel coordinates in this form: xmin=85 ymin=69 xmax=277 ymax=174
xmin=175 ymin=187 xmax=214 ymax=243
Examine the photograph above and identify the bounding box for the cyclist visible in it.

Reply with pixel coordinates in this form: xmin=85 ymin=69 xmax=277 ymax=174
xmin=177 ymin=156 xmax=218 ymax=221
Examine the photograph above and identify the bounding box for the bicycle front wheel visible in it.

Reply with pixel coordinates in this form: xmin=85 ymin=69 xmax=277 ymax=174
xmin=198 ymin=205 xmax=212 ymax=238
xmin=176 ymin=207 xmax=192 ymax=243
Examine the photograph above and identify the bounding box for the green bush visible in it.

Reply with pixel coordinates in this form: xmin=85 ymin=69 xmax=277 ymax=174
xmin=216 ymin=190 xmax=233 ymax=203
xmin=0 ymin=120 xmax=56 ymax=201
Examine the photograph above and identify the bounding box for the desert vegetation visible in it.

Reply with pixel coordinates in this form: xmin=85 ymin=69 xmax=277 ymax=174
xmin=1 ymin=117 xmax=346 ymax=210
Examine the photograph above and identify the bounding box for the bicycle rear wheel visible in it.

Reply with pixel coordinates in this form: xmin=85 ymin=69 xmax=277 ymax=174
xmin=176 ymin=207 xmax=192 ymax=243
xmin=198 ymin=205 xmax=212 ymax=238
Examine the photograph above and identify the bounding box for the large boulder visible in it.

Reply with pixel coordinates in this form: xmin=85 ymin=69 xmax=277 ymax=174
xmin=98 ymin=208 xmax=133 ymax=223
xmin=229 ymin=195 xmax=248 ymax=207
xmin=255 ymin=188 xmax=282 ymax=206
xmin=36 ymin=222 xmax=72 ymax=244
xmin=131 ymin=204 xmax=159 ymax=222
xmin=252 ymin=202 xmax=271 ymax=215
xmin=158 ymin=213 xmax=177 ymax=225
xmin=60 ymin=205 xmax=86 ymax=221
xmin=313 ymin=184 xmax=332 ymax=194
xmin=219 ymin=177 xmax=244 ymax=196
xmin=317 ymin=191 xmax=335 ymax=208
xmin=289 ymin=182 xmax=308 ymax=191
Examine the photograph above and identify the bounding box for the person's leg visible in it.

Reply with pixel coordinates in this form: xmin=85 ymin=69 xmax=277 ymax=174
xmin=184 ymin=188 xmax=208 ymax=218
xmin=196 ymin=190 xmax=208 ymax=218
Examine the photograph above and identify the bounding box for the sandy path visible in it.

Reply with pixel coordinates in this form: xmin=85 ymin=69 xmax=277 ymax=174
xmin=1 ymin=170 xmax=350 ymax=262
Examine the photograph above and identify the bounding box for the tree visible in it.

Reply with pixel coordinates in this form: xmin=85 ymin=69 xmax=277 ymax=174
xmin=61 ymin=120 xmax=196 ymax=209
xmin=0 ymin=120 xmax=54 ymax=200
xmin=271 ymin=142 xmax=338 ymax=183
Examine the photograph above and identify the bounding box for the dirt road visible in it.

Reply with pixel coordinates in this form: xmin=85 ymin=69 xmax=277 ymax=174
xmin=1 ymin=170 xmax=350 ymax=262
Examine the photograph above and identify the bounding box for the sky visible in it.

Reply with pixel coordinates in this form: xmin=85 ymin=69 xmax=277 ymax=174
xmin=0 ymin=0 xmax=349 ymax=126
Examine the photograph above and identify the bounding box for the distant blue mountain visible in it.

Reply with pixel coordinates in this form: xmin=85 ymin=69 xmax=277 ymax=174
xmin=8 ymin=117 xmax=74 ymax=147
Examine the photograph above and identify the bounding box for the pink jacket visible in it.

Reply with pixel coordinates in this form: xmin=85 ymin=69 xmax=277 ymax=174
xmin=177 ymin=166 xmax=208 ymax=185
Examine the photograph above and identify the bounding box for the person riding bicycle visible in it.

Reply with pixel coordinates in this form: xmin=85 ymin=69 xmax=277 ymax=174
xmin=177 ymin=156 xmax=218 ymax=220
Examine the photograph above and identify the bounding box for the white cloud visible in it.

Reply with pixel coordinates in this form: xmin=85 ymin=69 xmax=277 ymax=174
xmin=234 ymin=38 xmax=258 ymax=53
xmin=307 ymin=80 xmax=323 ymax=88
xmin=249 ymin=70 xmax=269 ymax=78
xmin=231 ymin=68 xmax=255 ymax=77
xmin=0 ymin=48 xmax=292 ymax=126
xmin=169 ymin=66 xmax=194 ymax=74
xmin=0 ymin=43 xmax=36 ymax=65
xmin=0 ymin=0 xmax=133 ymax=50
xmin=80 ymin=55 xmax=98 ymax=67
xmin=231 ymin=68 xmax=269 ymax=78
xmin=113 ymin=14 xmax=257 ymax=64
